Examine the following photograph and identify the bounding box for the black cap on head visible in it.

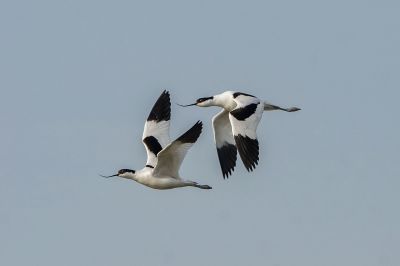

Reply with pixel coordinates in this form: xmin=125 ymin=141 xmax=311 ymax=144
xmin=118 ymin=169 xmax=136 ymax=175
xmin=196 ymin=96 xmax=213 ymax=103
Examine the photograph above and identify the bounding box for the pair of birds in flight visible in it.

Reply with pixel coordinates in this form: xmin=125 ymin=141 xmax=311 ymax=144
xmin=101 ymin=90 xmax=300 ymax=190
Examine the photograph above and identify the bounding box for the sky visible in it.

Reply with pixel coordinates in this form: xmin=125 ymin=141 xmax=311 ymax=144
xmin=1 ymin=0 xmax=399 ymax=265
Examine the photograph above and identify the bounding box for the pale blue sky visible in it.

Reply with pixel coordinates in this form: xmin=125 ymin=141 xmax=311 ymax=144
xmin=1 ymin=0 xmax=399 ymax=265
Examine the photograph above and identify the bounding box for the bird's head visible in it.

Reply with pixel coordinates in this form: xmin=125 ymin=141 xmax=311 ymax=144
xmin=178 ymin=96 xmax=214 ymax=107
xmin=100 ymin=169 xmax=136 ymax=179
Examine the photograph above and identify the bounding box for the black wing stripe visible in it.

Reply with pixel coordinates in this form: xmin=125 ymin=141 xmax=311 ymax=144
xmin=147 ymin=90 xmax=171 ymax=122
xmin=230 ymin=103 xmax=258 ymax=121
xmin=233 ymin=92 xmax=256 ymax=98
xmin=234 ymin=134 xmax=259 ymax=172
xmin=217 ymin=143 xmax=237 ymax=179
xmin=176 ymin=121 xmax=203 ymax=144
xmin=143 ymin=136 xmax=163 ymax=156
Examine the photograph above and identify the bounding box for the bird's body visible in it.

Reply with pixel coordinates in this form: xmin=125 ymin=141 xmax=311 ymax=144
xmin=102 ymin=91 xmax=211 ymax=190
xmin=121 ymin=167 xmax=199 ymax=190
xmin=180 ymin=91 xmax=300 ymax=178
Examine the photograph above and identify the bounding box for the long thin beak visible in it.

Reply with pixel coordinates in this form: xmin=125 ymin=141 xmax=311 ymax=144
xmin=176 ymin=103 xmax=197 ymax=107
xmin=99 ymin=174 xmax=118 ymax=178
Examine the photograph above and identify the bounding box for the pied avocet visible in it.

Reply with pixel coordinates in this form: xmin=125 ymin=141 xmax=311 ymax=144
xmin=179 ymin=91 xmax=300 ymax=178
xmin=102 ymin=91 xmax=211 ymax=189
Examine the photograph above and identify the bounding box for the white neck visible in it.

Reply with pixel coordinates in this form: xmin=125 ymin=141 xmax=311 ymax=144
xmin=127 ymin=167 xmax=153 ymax=183
xmin=213 ymin=91 xmax=237 ymax=111
xmin=120 ymin=172 xmax=138 ymax=182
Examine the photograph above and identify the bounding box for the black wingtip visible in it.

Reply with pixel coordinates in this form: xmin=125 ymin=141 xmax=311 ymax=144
xmin=217 ymin=144 xmax=237 ymax=179
xmin=177 ymin=121 xmax=203 ymax=143
xmin=234 ymin=135 xmax=259 ymax=172
xmin=147 ymin=90 xmax=171 ymax=122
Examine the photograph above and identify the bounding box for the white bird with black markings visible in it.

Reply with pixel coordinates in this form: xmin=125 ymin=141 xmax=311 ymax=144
xmin=179 ymin=91 xmax=300 ymax=178
xmin=101 ymin=90 xmax=211 ymax=190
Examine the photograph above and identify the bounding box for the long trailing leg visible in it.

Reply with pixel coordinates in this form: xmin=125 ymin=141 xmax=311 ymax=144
xmin=185 ymin=180 xmax=212 ymax=189
xmin=194 ymin=184 xmax=212 ymax=189
xmin=264 ymin=102 xmax=301 ymax=112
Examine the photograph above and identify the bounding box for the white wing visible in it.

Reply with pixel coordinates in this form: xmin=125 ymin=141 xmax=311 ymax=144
xmin=212 ymin=109 xmax=237 ymax=178
xmin=153 ymin=121 xmax=202 ymax=178
xmin=142 ymin=90 xmax=171 ymax=168
xmin=229 ymin=93 xmax=264 ymax=172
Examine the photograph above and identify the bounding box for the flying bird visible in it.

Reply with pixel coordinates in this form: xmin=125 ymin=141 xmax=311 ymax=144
xmin=101 ymin=91 xmax=211 ymax=190
xmin=179 ymin=91 xmax=300 ymax=178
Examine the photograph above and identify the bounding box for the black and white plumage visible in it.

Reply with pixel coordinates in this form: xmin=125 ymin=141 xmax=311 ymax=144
xmin=180 ymin=91 xmax=300 ymax=178
xmin=101 ymin=91 xmax=211 ymax=190
xmin=142 ymin=91 xmax=171 ymax=168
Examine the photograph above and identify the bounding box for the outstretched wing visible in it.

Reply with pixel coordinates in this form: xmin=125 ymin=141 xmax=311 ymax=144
xmin=212 ymin=109 xmax=237 ymax=178
xmin=153 ymin=121 xmax=202 ymax=178
xmin=142 ymin=90 xmax=171 ymax=168
xmin=229 ymin=93 xmax=264 ymax=172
